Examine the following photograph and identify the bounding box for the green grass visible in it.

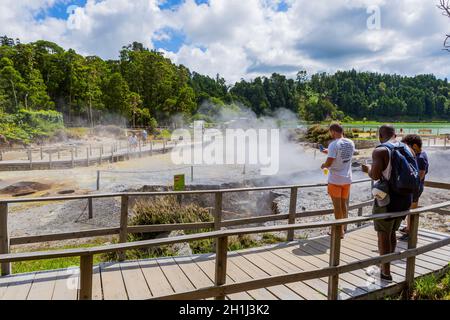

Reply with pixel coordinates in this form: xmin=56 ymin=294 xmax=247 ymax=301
xmin=385 ymin=265 xmax=450 ymax=300
xmin=12 ymin=240 xmax=107 ymax=274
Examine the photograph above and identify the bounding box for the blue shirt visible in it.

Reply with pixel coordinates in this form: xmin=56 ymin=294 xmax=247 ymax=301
xmin=416 ymin=151 xmax=429 ymax=182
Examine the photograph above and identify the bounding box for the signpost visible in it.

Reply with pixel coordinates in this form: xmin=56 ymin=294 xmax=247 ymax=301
xmin=174 ymin=174 xmax=185 ymax=204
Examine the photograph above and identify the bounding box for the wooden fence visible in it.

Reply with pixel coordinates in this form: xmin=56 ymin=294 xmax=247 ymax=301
xmin=0 ymin=179 xmax=449 ymax=300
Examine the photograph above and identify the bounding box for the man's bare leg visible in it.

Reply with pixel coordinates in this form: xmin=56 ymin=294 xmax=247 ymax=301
xmin=341 ymin=198 xmax=349 ymax=235
xmin=378 ymin=231 xmax=392 ymax=276
xmin=331 ymin=197 xmax=344 ymax=237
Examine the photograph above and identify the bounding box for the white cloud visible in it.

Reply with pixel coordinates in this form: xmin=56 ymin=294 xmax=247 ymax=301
xmin=0 ymin=0 xmax=449 ymax=82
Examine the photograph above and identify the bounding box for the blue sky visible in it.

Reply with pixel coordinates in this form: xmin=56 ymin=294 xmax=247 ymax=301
xmin=1 ymin=0 xmax=449 ymax=83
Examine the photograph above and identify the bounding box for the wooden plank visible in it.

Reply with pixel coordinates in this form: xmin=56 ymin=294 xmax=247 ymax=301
xmin=215 ymin=236 xmax=228 ymax=300
xmin=265 ymin=246 xmax=331 ymax=297
xmin=0 ymin=202 xmax=10 ymax=276
xmin=118 ymin=195 xmax=129 ymax=261
xmin=231 ymin=252 xmax=303 ymax=300
xmin=287 ymin=187 xmax=298 ymax=241
xmin=290 ymin=242 xmax=369 ymax=298
xmin=307 ymin=238 xmax=388 ymax=289
xmin=313 ymin=237 xmax=400 ymax=286
xmin=1 ymin=272 xmax=35 ymax=300
xmin=257 ymin=249 xmax=326 ymax=300
xmin=100 ymin=262 xmax=128 ymax=300
xmin=405 ymin=214 xmax=419 ymax=297
xmin=329 ymin=234 xmax=411 ymax=280
xmin=138 ymin=259 xmax=174 ymax=297
xmin=328 ymin=226 xmax=342 ymax=299
xmin=119 ymin=260 xmax=152 ymax=300
xmin=359 ymin=227 xmax=450 ymax=255
xmin=52 ymin=267 xmax=78 ymax=300
xmin=27 ymin=270 xmax=58 ymax=300
xmin=192 ymin=254 xmax=256 ymax=300
xmin=79 ymin=255 xmax=93 ymax=300
xmin=92 ymin=266 xmax=103 ymax=300
xmin=174 ymin=256 xmax=214 ymax=289
xmin=10 ymin=227 xmax=121 ymax=246
xmin=345 ymin=233 xmax=431 ymax=275
xmin=157 ymin=257 xmax=196 ymax=294
xmin=350 ymin=232 xmax=445 ymax=272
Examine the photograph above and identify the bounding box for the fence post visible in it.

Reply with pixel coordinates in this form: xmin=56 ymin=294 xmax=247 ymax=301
xmin=287 ymin=187 xmax=298 ymax=241
xmin=86 ymin=148 xmax=90 ymax=167
xmin=138 ymin=139 xmax=142 ymax=157
xmin=88 ymin=198 xmax=93 ymax=219
xmin=357 ymin=207 xmax=363 ymax=227
xmin=214 ymin=192 xmax=223 ymax=231
xmin=404 ymin=213 xmax=419 ymax=299
xmin=327 ymin=224 xmax=342 ymax=300
xmin=0 ymin=202 xmax=10 ymax=276
xmin=118 ymin=195 xmax=129 ymax=261
xmin=191 ymin=166 xmax=194 ymax=182
xmin=29 ymin=149 xmax=33 ymax=170
xmin=215 ymin=235 xmax=228 ymax=300
xmin=79 ymin=254 xmax=93 ymax=300
xmin=75 ymin=147 xmax=78 ymax=158
xmin=96 ymin=171 xmax=100 ymax=191
xmin=49 ymin=152 xmax=52 ymax=169
xmin=40 ymin=147 xmax=43 ymax=160
xmin=99 ymin=147 xmax=102 ymax=165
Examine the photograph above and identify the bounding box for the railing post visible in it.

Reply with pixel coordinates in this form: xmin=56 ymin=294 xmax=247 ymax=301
xmin=96 ymin=171 xmax=100 ymax=191
xmin=191 ymin=166 xmax=194 ymax=182
xmin=287 ymin=187 xmax=298 ymax=241
xmin=40 ymin=147 xmax=43 ymax=160
xmin=404 ymin=212 xmax=419 ymax=299
xmin=79 ymin=254 xmax=93 ymax=300
xmin=49 ymin=152 xmax=52 ymax=170
xmin=357 ymin=207 xmax=363 ymax=227
xmin=119 ymin=195 xmax=129 ymax=261
xmin=86 ymin=148 xmax=89 ymax=167
xmin=328 ymin=224 xmax=342 ymax=300
xmin=214 ymin=192 xmax=223 ymax=231
xmin=29 ymin=149 xmax=32 ymax=170
xmin=0 ymin=202 xmax=10 ymax=276
xmin=71 ymin=149 xmax=75 ymax=168
xmin=215 ymin=235 xmax=228 ymax=300
xmin=88 ymin=198 xmax=93 ymax=220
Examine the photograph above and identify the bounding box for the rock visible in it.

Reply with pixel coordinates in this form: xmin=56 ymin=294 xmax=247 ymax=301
xmin=0 ymin=181 xmax=51 ymax=195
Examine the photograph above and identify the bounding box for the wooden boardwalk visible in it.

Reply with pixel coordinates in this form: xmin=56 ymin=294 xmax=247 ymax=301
xmin=1 ymin=225 xmax=449 ymax=300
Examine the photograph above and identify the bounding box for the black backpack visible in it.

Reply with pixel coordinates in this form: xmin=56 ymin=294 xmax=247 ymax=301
xmin=381 ymin=142 xmax=420 ymax=195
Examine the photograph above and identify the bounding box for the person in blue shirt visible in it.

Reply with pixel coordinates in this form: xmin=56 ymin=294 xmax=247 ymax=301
xmin=399 ymin=134 xmax=429 ymax=241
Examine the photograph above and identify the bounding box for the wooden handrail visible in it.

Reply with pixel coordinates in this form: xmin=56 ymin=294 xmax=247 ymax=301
xmin=1 ymin=200 xmax=449 ymax=263
xmin=1 ymin=179 xmax=449 ymax=300
xmin=151 ymin=236 xmax=450 ymax=300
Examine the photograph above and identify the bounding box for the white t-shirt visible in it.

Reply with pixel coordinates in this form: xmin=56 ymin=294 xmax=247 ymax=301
xmin=327 ymin=138 xmax=355 ymax=185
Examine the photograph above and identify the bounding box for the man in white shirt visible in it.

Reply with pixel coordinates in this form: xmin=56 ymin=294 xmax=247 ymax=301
xmin=321 ymin=123 xmax=355 ymax=238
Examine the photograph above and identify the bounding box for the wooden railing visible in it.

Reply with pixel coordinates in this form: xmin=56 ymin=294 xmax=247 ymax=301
xmin=0 ymin=180 xmax=449 ymax=300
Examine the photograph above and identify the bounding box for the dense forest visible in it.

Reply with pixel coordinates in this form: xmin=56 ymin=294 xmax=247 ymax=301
xmin=0 ymin=36 xmax=449 ymax=135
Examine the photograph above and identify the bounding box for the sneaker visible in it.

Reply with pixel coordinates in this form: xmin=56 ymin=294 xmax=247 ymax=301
xmin=398 ymin=233 xmax=409 ymax=241
xmin=380 ymin=273 xmax=393 ymax=282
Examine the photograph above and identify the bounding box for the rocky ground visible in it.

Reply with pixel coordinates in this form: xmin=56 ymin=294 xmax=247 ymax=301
xmin=3 ymin=141 xmax=449 ymax=252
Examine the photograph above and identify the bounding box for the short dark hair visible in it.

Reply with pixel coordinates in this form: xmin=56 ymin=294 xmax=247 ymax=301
xmin=329 ymin=123 xmax=343 ymax=134
xmin=379 ymin=124 xmax=395 ymax=140
xmin=402 ymin=134 xmax=423 ymax=149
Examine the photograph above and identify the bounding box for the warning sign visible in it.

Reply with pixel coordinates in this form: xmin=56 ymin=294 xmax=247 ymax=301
xmin=174 ymin=174 xmax=185 ymax=191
